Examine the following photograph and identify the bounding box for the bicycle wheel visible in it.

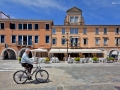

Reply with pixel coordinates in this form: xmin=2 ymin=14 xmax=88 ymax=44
xmin=13 ymin=70 xmax=28 ymax=84
xmin=35 ymin=69 xmax=49 ymax=83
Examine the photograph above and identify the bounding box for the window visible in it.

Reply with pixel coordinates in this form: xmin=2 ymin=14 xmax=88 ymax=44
xmin=95 ymin=28 xmax=99 ymax=34
xmin=45 ymin=24 xmax=49 ymax=30
xmin=0 ymin=23 xmax=4 ymax=29
xmin=28 ymin=36 xmax=32 ymax=45
xmin=95 ymin=38 xmax=99 ymax=45
xmin=34 ymin=24 xmax=38 ymax=30
xmin=62 ymin=28 xmax=65 ymax=34
xmin=75 ymin=28 xmax=78 ymax=34
xmin=18 ymin=24 xmax=22 ymax=29
xmin=70 ymin=28 xmax=78 ymax=34
xmin=1 ymin=35 xmax=5 ymax=43
xmin=52 ymin=28 xmax=56 ymax=34
xmin=70 ymin=16 xmax=78 ymax=23
xmin=28 ymin=24 xmax=32 ymax=30
xmin=45 ymin=36 xmax=50 ymax=43
xmin=10 ymin=23 xmax=16 ymax=29
xmin=104 ymin=28 xmax=107 ymax=34
xmin=83 ymin=28 xmax=87 ymax=34
xmin=75 ymin=16 xmax=78 ymax=22
xmin=115 ymin=38 xmax=119 ymax=45
xmin=23 ymin=24 xmax=27 ymax=29
xmin=52 ymin=38 xmax=56 ymax=44
xmin=83 ymin=38 xmax=88 ymax=45
xmin=12 ymin=35 xmax=16 ymax=43
xmin=61 ymin=38 xmax=66 ymax=45
xmin=104 ymin=38 xmax=108 ymax=45
xmin=116 ymin=28 xmax=119 ymax=34
xmin=35 ymin=36 xmax=38 ymax=43
xmin=18 ymin=35 xmax=22 ymax=45
xmin=70 ymin=16 xmax=74 ymax=22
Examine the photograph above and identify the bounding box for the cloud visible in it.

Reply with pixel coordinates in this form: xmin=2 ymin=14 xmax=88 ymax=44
xmin=112 ymin=2 xmax=120 ymax=4
xmin=3 ymin=0 xmax=67 ymax=11
xmin=81 ymin=0 xmax=119 ymax=9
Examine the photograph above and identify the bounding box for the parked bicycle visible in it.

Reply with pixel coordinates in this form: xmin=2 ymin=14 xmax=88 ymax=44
xmin=13 ymin=60 xmax=49 ymax=84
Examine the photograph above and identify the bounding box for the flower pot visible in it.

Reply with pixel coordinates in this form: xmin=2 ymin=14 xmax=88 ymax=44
xmin=74 ymin=61 xmax=80 ymax=63
xmin=106 ymin=60 xmax=113 ymax=63
xmin=45 ymin=61 xmax=50 ymax=64
xmin=92 ymin=61 xmax=99 ymax=63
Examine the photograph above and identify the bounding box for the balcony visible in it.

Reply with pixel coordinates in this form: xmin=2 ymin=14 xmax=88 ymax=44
xmin=69 ymin=22 xmax=80 ymax=25
xmin=16 ymin=41 xmax=34 ymax=46
xmin=69 ymin=43 xmax=80 ymax=48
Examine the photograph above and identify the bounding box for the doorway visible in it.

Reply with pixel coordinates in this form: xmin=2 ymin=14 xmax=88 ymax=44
xmin=53 ymin=53 xmax=64 ymax=60
xmin=23 ymin=36 xmax=27 ymax=45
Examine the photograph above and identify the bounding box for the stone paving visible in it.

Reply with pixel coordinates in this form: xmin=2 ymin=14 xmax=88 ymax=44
xmin=0 ymin=60 xmax=120 ymax=90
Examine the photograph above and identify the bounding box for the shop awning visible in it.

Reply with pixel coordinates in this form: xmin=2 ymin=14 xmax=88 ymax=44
xmin=49 ymin=49 xmax=80 ymax=53
xmin=80 ymin=49 xmax=103 ymax=53
xmin=49 ymin=49 xmax=103 ymax=53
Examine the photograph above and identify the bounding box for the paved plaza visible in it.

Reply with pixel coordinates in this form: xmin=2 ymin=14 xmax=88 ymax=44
xmin=0 ymin=60 xmax=120 ymax=90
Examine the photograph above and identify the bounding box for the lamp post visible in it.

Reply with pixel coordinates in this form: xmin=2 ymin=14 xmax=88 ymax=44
xmin=63 ymin=33 xmax=71 ymax=61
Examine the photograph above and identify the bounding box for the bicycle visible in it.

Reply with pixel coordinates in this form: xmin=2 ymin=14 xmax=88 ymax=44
xmin=13 ymin=61 xmax=49 ymax=84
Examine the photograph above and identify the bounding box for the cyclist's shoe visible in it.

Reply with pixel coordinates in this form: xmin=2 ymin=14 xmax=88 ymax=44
xmin=27 ymin=76 xmax=33 ymax=80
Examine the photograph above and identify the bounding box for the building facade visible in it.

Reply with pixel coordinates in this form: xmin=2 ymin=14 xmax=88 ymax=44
xmin=0 ymin=18 xmax=53 ymax=59
xmin=0 ymin=7 xmax=120 ymax=60
xmin=51 ymin=7 xmax=120 ymax=60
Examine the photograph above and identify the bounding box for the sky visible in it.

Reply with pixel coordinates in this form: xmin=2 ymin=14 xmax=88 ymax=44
xmin=0 ymin=0 xmax=120 ymax=25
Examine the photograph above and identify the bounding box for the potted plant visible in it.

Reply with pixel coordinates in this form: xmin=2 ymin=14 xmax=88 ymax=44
xmin=45 ymin=57 xmax=50 ymax=63
xmin=18 ymin=57 xmax=21 ymax=63
xmin=73 ymin=42 xmax=77 ymax=46
xmin=74 ymin=57 xmax=80 ymax=63
xmin=92 ymin=57 xmax=99 ymax=63
xmin=106 ymin=57 xmax=114 ymax=63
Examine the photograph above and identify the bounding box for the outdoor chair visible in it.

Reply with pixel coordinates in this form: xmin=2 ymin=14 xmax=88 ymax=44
xmin=39 ymin=58 xmax=45 ymax=63
xmin=80 ymin=58 xmax=86 ymax=63
xmin=55 ymin=57 xmax=60 ymax=63
xmin=86 ymin=58 xmax=89 ymax=63
xmin=89 ymin=58 xmax=92 ymax=62
xmin=67 ymin=58 xmax=73 ymax=63
xmin=50 ymin=57 xmax=56 ymax=63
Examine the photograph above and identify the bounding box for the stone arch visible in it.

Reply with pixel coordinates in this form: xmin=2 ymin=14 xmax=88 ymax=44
xmin=18 ymin=48 xmax=32 ymax=58
xmin=109 ymin=49 xmax=119 ymax=58
xmin=1 ymin=48 xmax=17 ymax=60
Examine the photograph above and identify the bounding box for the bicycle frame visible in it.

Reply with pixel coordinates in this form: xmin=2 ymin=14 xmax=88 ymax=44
xmin=30 ymin=62 xmax=41 ymax=77
xmin=20 ymin=61 xmax=42 ymax=78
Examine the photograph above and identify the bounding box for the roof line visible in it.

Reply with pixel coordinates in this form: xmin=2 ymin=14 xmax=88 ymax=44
xmin=52 ymin=25 xmax=120 ymax=26
xmin=0 ymin=11 xmax=10 ymax=19
xmin=0 ymin=18 xmax=53 ymax=22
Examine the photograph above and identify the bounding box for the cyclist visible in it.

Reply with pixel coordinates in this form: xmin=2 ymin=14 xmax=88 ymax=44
xmin=21 ymin=49 xmax=36 ymax=80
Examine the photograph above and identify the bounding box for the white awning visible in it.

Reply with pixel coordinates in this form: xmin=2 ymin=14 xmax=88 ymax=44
xmin=49 ymin=49 xmax=81 ymax=53
xmin=80 ymin=49 xmax=103 ymax=53
xmin=49 ymin=49 xmax=103 ymax=53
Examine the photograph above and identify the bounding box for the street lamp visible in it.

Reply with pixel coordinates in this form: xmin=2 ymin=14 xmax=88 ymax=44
xmin=63 ymin=33 xmax=71 ymax=61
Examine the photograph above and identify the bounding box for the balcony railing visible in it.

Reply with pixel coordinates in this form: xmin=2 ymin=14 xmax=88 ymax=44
xmin=69 ymin=43 xmax=80 ymax=47
xmin=16 ymin=41 xmax=33 ymax=46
